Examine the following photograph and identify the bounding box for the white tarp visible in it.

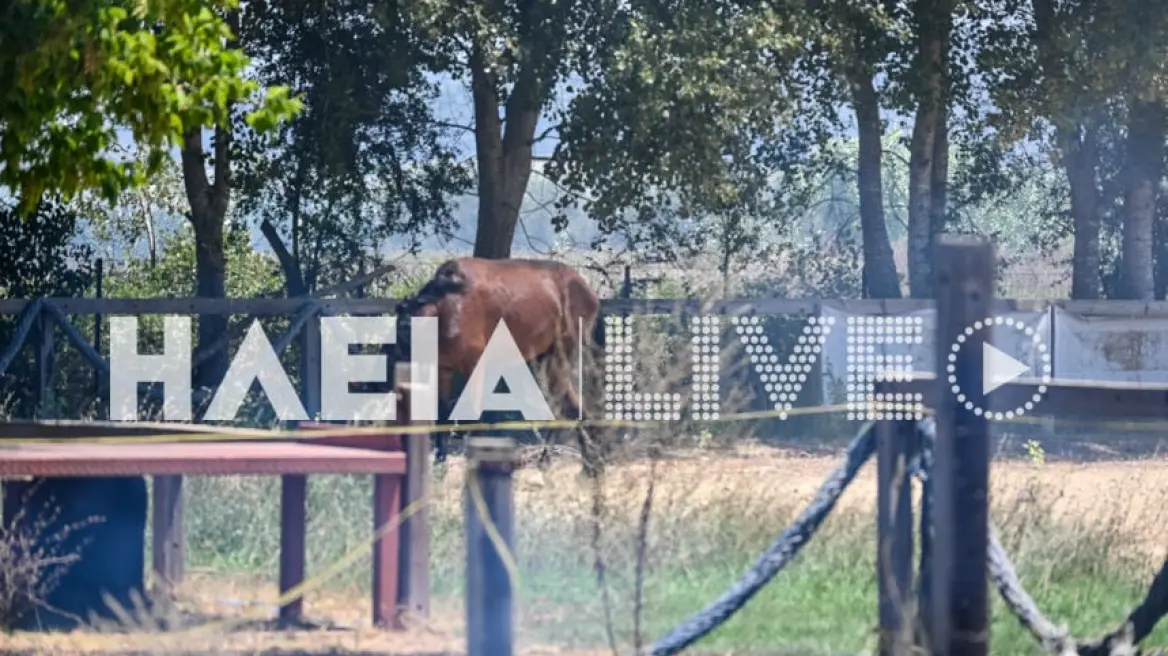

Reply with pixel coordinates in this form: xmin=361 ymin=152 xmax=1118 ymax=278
xmin=1051 ymin=306 xmax=1168 ymax=383
xmin=817 ymin=302 xmax=1052 ymax=406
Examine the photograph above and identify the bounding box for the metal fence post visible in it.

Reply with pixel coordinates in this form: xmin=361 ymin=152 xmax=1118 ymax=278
xmin=465 ymin=436 xmax=517 ymax=656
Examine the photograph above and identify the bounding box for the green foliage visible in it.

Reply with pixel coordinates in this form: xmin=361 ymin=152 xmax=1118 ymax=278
xmin=233 ymin=0 xmax=471 ymax=290
xmin=71 ymin=148 xmax=188 ymax=265
xmin=0 ymin=198 xmax=93 ymax=417
xmin=547 ymin=1 xmax=819 ymax=252
xmin=105 ymin=221 xmax=281 ymax=300
xmin=1 ymin=0 xmax=301 ymax=212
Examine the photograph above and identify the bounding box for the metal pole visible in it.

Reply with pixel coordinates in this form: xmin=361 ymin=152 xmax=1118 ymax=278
xmin=465 ymin=437 xmax=517 ymax=656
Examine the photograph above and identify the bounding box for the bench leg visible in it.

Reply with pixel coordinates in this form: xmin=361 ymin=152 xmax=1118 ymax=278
xmin=372 ymin=473 xmax=402 ymax=628
xmin=279 ymin=474 xmax=307 ymax=624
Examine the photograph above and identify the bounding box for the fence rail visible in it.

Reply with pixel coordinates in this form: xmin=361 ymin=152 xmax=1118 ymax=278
xmin=7 ymin=296 xmax=1168 ymax=316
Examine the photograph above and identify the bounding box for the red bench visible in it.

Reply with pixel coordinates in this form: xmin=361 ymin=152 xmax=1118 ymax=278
xmin=0 ymin=427 xmax=408 ymax=628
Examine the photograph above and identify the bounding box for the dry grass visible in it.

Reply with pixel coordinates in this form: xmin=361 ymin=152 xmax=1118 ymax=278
xmin=3 ymin=443 xmax=1167 ymax=655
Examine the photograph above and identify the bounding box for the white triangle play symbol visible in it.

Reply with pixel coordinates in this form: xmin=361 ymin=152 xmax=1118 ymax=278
xmin=983 ymin=343 xmax=1030 ymax=395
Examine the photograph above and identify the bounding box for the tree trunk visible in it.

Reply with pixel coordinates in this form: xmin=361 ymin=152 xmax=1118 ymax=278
xmin=180 ymin=120 xmax=233 ymax=395
xmin=470 ymin=44 xmax=542 ymax=260
xmin=1057 ymin=125 xmax=1103 ymax=300
xmin=906 ymin=0 xmax=952 ymax=297
xmin=193 ymin=219 xmax=228 ymax=386
xmin=929 ymin=107 xmax=949 ymax=237
xmin=261 ymin=218 xmax=308 ymax=296
xmin=1118 ymin=99 xmax=1165 ymax=300
xmin=178 ymin=8 xmax=239 ymax=395
xmin=1033 ymin=0 xmax=1103 ymax=300
xmin=851 ymin=72 xmax=901 ymax=298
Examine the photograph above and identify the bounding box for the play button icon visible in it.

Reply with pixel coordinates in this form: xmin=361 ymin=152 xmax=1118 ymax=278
xmin=983 ymin=343 xmax=1030 ymax=395
xmin=947 ymin=316 xmax=1052 ymax=420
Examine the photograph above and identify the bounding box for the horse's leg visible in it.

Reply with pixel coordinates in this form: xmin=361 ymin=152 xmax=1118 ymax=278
xmin=434 ymin=367 xmax=457 ymax=464
xmin=530 ymin=350 xmax=556 ymax=470
xmin=548 ymin=334 xmax=604 ymax=479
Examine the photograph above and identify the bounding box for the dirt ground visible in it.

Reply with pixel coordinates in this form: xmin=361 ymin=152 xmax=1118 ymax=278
xmin=6 ymin=446 xmax=1168 ymax=655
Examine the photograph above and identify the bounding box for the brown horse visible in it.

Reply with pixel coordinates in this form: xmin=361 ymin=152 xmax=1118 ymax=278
xmin=392 ymin=257 xmax=605 ymax=476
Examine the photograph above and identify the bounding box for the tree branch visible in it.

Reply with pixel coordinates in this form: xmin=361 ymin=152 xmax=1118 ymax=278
xmin=260 ymin=218 xmax=308 ymax=296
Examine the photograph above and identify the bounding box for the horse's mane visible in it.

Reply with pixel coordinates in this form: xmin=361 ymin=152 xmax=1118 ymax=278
xmin=391 ymin=260 xmax=468 ymax=361
xmin=394 ymin=261 xmax=467 ymax=316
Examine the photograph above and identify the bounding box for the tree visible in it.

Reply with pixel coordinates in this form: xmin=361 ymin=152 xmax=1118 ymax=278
xmin=0 ymin=198 xmax=93 ymax=417
xmin=1109 ymin=0 xmax=1168 ymax=300
xmin=233 ymin=0 xmax=471 ymax=295
xmin=799 ymin=0 xmax=905 ymax=298
xmin=1 ymin=0 xmax=300 ymax=212
xmin=407 ymin=0 xmax=620 ymax=259
xmin=978 ymin=0 xmax=1168 ymax=300
xmin=896 ymin=0 xmax=956 ymax=297
xmin=72 ymin=149 xmax=188 ymax=268
xmin=547 ymin=1 xmax=820 ymax=262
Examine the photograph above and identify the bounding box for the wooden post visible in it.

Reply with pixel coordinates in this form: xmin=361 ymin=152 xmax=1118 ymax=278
xmin=465 ymin=437 xmax=517 ymax=656
xmin=918 ymin=428 xmax=934 ymax=650
xmin=372 ymin=467 xmax=403 ymax=628
xmin=152 ymin=477 xmax=184 ymax=592
xmin=930 ymin=235 xmax=994 ymax=656
xmin=876 ymin=404 xmax=916 ymax=656
xmin=394 ymin=362 xmax=431 ymax=620
xmin=278 ymin=473 xmax=307 ymax=624
xmin=301 ymin=310 xmax=322 ymax=421
xmin=94 ymin=257 xmax=104 ymax=417
xmin=36 ymin=308 xmax=55 ymax=417
xmin=274 ymin=308 xmax=321 ymax=622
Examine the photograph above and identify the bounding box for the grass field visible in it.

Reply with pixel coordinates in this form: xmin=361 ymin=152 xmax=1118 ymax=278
xmin=5 ymin=440 xmax=1168 ymax=655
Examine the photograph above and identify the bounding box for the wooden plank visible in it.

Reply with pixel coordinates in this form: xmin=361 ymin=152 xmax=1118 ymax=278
xmin=0 ymin=298 xmax=400 ymax=316
xmin=0 ymin=419 xmax=272 ymax=439
xmin=879 ymin=374 xmax=1168 ymax=420
xmin=36 ymin=311 xmax=56 ymax=417
xmin=152 ymin=474 xmax=184 ymax=592
xmin=876 ymin=417 xmax=915 ymax=656
xmin=278 ymin=474 xmax=307 ymax=624
xmin=465 ymin=437 xmax=517 ymax=656
xmin=14 ymin=295 xmax=1168 ymax=319
xmin=930 ymin=235 xmax=994 ymax=656
xmin=1056 ymin=299 xmax=1168 ymax=317
xmin=0 ymin=442 xmax=407 ymax=476
xmin=372 ymin=472 xmax=403 ymax=628
xmin=394 ymin=362 xmax=431 ymax=620
xmin=0 ymin=296 xmax=1046 ymax=318
xmin=399 ymin=432 xmax=431 ymax=620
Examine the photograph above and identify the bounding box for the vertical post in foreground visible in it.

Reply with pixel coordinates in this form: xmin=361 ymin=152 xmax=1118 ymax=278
xmin=395 ymin=362 xmax=432 ymax=621
xmin=465 ymin=437 xmax=517 ymax=656
xmin=875 ymin=396 xmax=916 ymax=656
xmin=931 ymin=235 xmax=994 ymax=656
xmin=152 ymin=476 xmax=184 ymax=592
xmin=278 ymin=472 xmax=308 ymax=624
xmin=372 ymin=464 xmax=403 ymax=628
